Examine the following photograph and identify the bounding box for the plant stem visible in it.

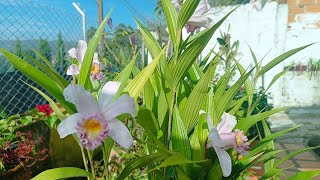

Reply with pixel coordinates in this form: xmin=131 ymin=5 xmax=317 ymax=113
xmin=80 ymin=147 xmax=89 ymax=172
xmin=87 ymin=150 xmax=96 ymax=180
xmin=167 ymin=89 xmax=176 ymax=148
xmin=101 ymin=143 xmax=109 ymax=180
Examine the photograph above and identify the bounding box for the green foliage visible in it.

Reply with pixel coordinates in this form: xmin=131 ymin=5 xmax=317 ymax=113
xmin=39 ymin=38 xmax=52 ymax=61
xmin=54 ymin=32 xmax=66 ymax=66
xmin=1 ymin=2 xmax=316 ymax=180
xmin=32 ymin=167 xmax=93 ymax=180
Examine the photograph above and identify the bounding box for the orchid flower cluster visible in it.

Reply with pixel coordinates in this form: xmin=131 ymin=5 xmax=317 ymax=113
xmin=201 ymin=111 xmax=249 ymax=177
xmin=3 ymin=0 xmax=311 ymax=179
xmin=67 ymin=40 xmax=102 ymax=80
xmin=57 ymin=41 xmax=135 ymax=150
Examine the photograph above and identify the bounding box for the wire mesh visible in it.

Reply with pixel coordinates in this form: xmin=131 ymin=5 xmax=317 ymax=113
xmin=0 ymin=0 xmax=90 ymax=117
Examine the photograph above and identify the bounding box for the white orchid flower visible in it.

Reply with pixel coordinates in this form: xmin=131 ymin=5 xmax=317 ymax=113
xmin=57 ymin=81 xmax=135 ymax=150
xmin=200 ymin=111 xmax=249 ymax=177
xmin=67 ymin=40 xmax=101 ymax=80
xmin=172 ymin=0 xmax=213 ymax=33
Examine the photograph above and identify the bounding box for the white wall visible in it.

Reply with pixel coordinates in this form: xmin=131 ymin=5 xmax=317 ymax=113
xmin=198 ymin=2 xmax=320 ymax=107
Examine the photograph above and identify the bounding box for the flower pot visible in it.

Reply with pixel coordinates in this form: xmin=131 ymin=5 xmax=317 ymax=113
xmin=49 ymin=129 xmax=84 ymax=168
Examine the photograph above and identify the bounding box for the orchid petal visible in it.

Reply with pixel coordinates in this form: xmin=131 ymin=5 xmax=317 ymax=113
xmin=213 ymin=147 xmax=232 ymax=177
xmin=63 ymin=84 xmax=99 ymax=116
xmin=66 ymin=64 xmax=80 ymax=75
xmin=68 ymin=48 xmax=77 ymax=59
xmin=57 ymin=113 xmax=83 ymax=138
xmin=102 ymin=94 xmax=135 ymax=120
xmin=77 ymin=40 xmax=87 ymax=63
xmin=188 ymin=16 xmax=212 ymax=28
xmin=93 ymin=52 xmax=99 ymax=63
xmin=217 ymin=112 xmax=237 ymax=134
xmin=220 ymin=132 xmax=236 ymax=147
xmin=108 ymin=118 xmax=133 ymax=149
xmin=194 ymin=0 xmax=210 ymax=15
xmin=98 ymin=81 xmax=121 ymax=111
xmin=208 ymin=128 xmax=225 ymax=148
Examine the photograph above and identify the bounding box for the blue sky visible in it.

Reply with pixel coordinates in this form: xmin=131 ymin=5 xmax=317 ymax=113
xmin=0 ymin=0 xmax=157 ymax=41
xmin=37 ymin=0 xmax=157 ymax=27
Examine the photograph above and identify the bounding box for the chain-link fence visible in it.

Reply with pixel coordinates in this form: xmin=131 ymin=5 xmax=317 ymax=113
xmin=0 ymin=0 xmax=94 ymax=117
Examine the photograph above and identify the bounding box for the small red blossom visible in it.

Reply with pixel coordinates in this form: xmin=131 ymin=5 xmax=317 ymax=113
xmin=36 ymin=104 xmax=54 ymax=116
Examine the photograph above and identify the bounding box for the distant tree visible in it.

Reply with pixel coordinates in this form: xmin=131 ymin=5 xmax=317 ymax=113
xmin=15 ymin=39 xmax=23 ymax=59
xmin=39 ymin=38 xmax=51 ymax=61
xmin=87 ymin=26 xmax=97 ymax=41
xmin=55 ymin=32 xmax=66 ymax=66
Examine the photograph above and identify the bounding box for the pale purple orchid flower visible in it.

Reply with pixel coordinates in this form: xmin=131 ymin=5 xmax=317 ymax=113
xmin=200 ymin=110 xmax=250 ymax=177
xmin=67 ymin=40 xmax=101 ymax=80
xmin=172 ymin=0 xmax=213 ymax=33
xmin=57 ymin=81 xmax=135 ymax=150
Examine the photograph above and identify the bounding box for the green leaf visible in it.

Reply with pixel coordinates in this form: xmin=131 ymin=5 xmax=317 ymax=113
xmin=171 ymin=8 xmax=236 ymax=86
xmin=135 ymin=18 xmax=173 ymax=88
xmin=181 ymin=61 xmax=215 ymax=132
xmin=228 ymin=96 xmax=247 ymax=115
xmin=135 ymin=18 xmax=161 ymax=60
xmin=117 ymin=153 xmax=166 ymax=180
xmin=288 ymin=170 xmax=320 ymax=180
xmin=214 ymin=68 xmax=254 ymax=122
xmin=161 ymin=0 xmax=178 ymax=47
xmin=114 ymin=51 xmax=139 ymax=82
xmin=264 ymin=145 xmax=320 ymax=178
xmin=32 ymin=49 xmax=60 ymax=75
xmin=31 ymin=167 xmax=92 ymax=180
xmin=125 ymin=49 xmax=164 ymax=98
xmin=243 ymin=125 xmax=302 ymax=161
xmin=156 ymin=152 xmax=211 ymax=169
xmin=23 ymin=81 xmax=66 ymax=120
xmin=247 ymin=44 xmax=258 ymax=66
xmin=175 ymin=167 xmax=192 ymax=180
xmin=235 ymin=108 xmax=286 ymax=132
xmin=0 ymin=48 xmax=75 ymax=113
xmin=235 ymin=62 xmax=254 ymax=108
xmin=187 ymin=63 xmax=203 ymax=82
xmin=177 ymin=0 xmax=201 ymax=30
xmin=172 ymin=105 xmax=191 ymax=159
xmin=265 ymin=65 xmax=292 ymax=92
xmin=137 ymin=108 xmax=167 ymax=150
xmin=262 ymin=119 xmax=275 ymax=173
xmin=78 ymin=10 xmax=112 ymax=87
xmin=158 ymin=89 xmax=169 ymax=127
xmin=44 ymin=116 xmax=58 ymax=129
xmin=20 ymin=116 xmax=32 ymax=125
xmin=113 ymin=52 xmax=140 ymax=99
xmin=258 ymin=44 xmax=313 ymax=77
xmin=22 ymin=51 xmax=68 ymax=89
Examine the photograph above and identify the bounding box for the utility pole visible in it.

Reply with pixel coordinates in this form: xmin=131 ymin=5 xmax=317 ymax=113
xmin=72 ymin=2 xmax=86 ymax=41
xmin=97 ymin=0 xmax=105 ymax=57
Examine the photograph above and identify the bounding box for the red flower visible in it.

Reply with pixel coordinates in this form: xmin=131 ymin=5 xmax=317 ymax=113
xmin=36 ymin=104 xmax=53 ymax=116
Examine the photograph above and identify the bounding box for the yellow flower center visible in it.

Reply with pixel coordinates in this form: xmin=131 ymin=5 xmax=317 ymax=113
xmin=91 ymin=64 xmax=100 ymax=75
xmin=236 ymin=133 xmax=242 ymax=146
xmin=83 ymin=118 xmax=103 ymax=137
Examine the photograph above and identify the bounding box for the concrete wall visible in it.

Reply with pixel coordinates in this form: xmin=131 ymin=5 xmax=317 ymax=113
xmin=199 ymin=1 xmax=320 ymax=107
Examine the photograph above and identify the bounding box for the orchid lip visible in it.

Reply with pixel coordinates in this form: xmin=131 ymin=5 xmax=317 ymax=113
xmin=75 ymin=114 xmax=109 ymax=150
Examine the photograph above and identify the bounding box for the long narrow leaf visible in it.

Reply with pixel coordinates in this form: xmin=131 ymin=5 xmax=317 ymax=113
xmin=32 ymin=167 xmax=92 ymax=180
xmin=257 ymin=44 xmax=313 ymax=77
xmin=0 ymin=48 xmax=75 ymax=113
xmin=78 ymin=10 xmax=112 ymax=87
